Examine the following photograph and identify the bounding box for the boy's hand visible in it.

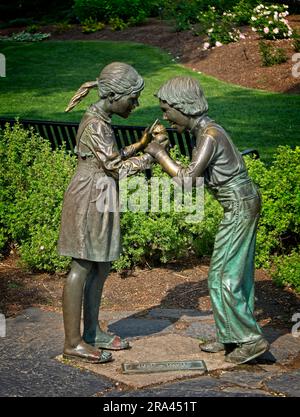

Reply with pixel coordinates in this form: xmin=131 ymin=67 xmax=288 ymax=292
xmin=151 ymin=122 xmax=170 ymax=151
xmin=145 ymin=141 xmax=165 ymax=158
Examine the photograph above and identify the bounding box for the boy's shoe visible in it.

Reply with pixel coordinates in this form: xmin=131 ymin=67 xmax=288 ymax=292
xmin=200 ymin=341 xmax=225 ymax=353
xmin=200 ymin=341 xmax=237 ymax=354
xmin=225 ymin=338 xmax=270 ymax=364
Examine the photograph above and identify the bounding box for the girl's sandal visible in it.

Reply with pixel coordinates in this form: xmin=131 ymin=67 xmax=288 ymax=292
xmin=63 ymin=349 xmax=113 ymax=364
xmin=91 ymin=335 xmax=131 ymax=351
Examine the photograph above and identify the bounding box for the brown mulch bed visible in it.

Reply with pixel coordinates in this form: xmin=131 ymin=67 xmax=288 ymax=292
xmin=1 ymin=16 xmax=299 ymax=93
xmin=1 ymin=252 xmax=299 ymax=333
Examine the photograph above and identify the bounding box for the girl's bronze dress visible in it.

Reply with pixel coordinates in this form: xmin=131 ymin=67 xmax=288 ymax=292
xmin=58 ymin=105 xmax=152 ymax=262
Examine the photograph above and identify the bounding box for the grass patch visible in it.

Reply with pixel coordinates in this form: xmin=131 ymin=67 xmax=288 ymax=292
xmin=0 ymin=40 xmax=299 ymax=163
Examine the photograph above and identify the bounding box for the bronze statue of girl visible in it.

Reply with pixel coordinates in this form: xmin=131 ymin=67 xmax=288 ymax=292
xmin=58 ymin=62 xmax=165 ymax=363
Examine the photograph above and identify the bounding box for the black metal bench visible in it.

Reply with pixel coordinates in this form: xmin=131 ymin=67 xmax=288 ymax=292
xmin=0 ymin=117 xmax=260 ymax=160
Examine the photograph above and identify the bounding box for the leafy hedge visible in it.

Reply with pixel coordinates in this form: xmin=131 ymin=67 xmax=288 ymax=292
xmin=161 ymin=0 xmax=260 ymax=32
xmin=245 ymin=147 xmax=300 ymax=268
xmin=272 ymin=248 xmax=300 ymax=292
xmin=73 ymin=0 xmax=156 ymax=25
xmin=0 ymin=123 xmax=75 ymax=271
xmin=0 ymin=124 xmax=299 ymax=292
xmin=0 ymin=0 xmax=73 ymax=21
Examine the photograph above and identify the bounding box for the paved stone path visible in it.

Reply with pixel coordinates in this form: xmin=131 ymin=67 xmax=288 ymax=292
xmin=0 ymin=308 xmax=299 ymax=397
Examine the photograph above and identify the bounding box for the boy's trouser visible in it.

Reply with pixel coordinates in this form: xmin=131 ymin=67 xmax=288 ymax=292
xmin=208 ymin=174 xmax=263 ymax=344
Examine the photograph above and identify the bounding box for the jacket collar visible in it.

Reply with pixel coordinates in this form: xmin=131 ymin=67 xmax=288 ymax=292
xmin=190 ymin=113 xmax=213 ymax=136
xmin=87 ymin=104 xmax=111 ymax=124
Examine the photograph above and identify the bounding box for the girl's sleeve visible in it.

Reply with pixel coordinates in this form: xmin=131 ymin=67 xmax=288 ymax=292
xmin=83 ymin=121 xmax=153 ymax=179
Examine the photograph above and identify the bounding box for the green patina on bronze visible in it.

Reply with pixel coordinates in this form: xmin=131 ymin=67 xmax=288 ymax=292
xmin=145 ymin=76 xmax=270 ymax=364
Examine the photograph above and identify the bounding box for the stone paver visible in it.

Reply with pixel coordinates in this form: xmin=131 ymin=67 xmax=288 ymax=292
xmin=99 ymin=310 xmax=142 ymax=321
xmin=216 ymin=369 xmax=279 ymax=389
xmin=264 ymin=370 xmax=300 ymax=397
xmin=147 ymin=308 xmax=213 ymax=321
xmin=108 ymin=318 xmax=174 ymax=339
xmin=0 ymin=308 xmax=114 ymax=397
xmin=106 ymin=375 xmax=272 ymax=397
xmin=1 ymin=307 xmax=300 ymax=397
xmin=0 ymin=358 xmax=113 ymax=397
xmin=74 ymin=334 xmax=235 ymax=389
xmin=180 ymin=321 xmax=217 ymax=341
xmin=263 ymin=328 xmax=300 ymax=364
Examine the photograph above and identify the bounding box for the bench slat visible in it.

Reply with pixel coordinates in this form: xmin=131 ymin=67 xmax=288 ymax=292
xmin=0 ymin=117 xmax=259 ymax=159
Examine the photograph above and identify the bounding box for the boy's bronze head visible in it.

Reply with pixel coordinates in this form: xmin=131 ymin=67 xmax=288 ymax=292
xmin=156 ymin=76 xmax=208 ymax=132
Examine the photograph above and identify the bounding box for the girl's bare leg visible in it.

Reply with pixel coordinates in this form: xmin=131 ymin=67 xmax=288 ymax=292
xmin=83 ymin=262 xmax=130 ymax=350
xmin=63 ymin=259 xmax=112 ymax=363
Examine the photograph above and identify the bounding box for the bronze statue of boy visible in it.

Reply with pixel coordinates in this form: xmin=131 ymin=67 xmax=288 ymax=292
xmin=145 ymin=76 xmax=270 ymax=364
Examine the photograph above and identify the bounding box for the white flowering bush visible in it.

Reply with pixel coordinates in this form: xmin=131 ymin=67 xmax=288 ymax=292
xmin=196 ymin=6 xmax=245 ymax=50
xmin=251 ymin=3 xmax=293 ymax=40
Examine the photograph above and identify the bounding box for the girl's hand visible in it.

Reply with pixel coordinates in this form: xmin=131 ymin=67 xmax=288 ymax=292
xmin=151 ymin=123 xmax=170 ymax=151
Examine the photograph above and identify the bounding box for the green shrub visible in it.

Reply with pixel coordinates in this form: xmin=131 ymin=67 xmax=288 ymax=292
xmin=53 ymin=22 xmax=73 ymax=34
xmin=113 ymin=146 xmax=222 ymax=271
xmin=73 ymin=0 xmax=107 ymax=21
xmin=162 ymin=1 xmax=298 ymax=30
xmin=0 ymin=1 xmax=73 ymax=21
xmin=113 ymin=146 xmax=192 ymax=269
xmin=232 ymin=0 xmax=259 ymax=25
xmin=3 ymin=18 xmax=35 ymax=27
xmin=26 ymin=24 xmax=41 ymax=33
xmin=272 ymin=248 xmax=300 ymax=293
xmin=105 ymin=0 xmax=150 ymax=23
xmin=113 ymin=209 xmax=191 ymax=270
xmin=127 ymin=13 xmax=148 ymax=27
xmin=162 ymin=0 xmax=211 ymax=31
xmin=259 ymin=40 xmax=288 ymax=66
xmin=0 ymin=123 xmax=49 ymax=252
xmin=162 ymin=0 xmax=258 ymax=31
xmin=81 ymin=17 xmax=105 ymax=33
xmin=169 ymin=1 xmax=200 ymax=31
xmin=292 ymin=30 xmax=300 ymax=52
xmin=108 ymin=17 xmax=128 ymax=31
xmin=0 ymin=123 xmax=76 ymax=271
xmin=73 ymin=0 xmax=151 ymax=25
xmin=245 ymin=146 xmax=300 ymax=268
xmin=16 ymin=146 xmax=76 ymax=271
